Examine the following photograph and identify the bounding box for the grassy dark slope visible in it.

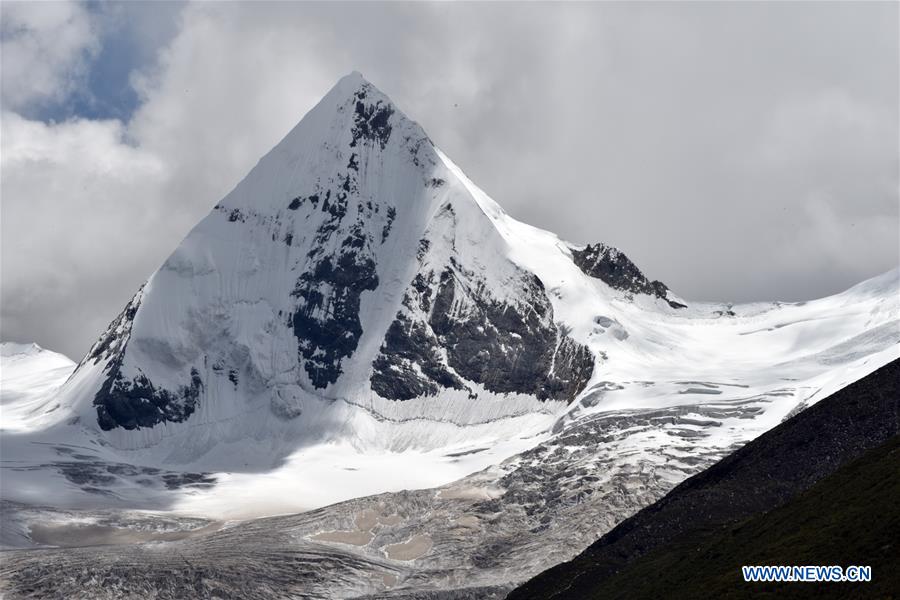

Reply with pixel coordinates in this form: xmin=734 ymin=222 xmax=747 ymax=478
xmin=588 ymin=435 xmax=900 ymax=599
xmin=508 ymin=359 xmax=900 ymax=600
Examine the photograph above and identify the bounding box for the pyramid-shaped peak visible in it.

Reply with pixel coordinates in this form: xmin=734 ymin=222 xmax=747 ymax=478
xmin=214 ymin=69 xmax=438 ymax=218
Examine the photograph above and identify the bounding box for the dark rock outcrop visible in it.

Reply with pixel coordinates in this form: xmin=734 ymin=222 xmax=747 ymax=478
xmin=292 ymin=232 xmax=380 ymax=389
xmin=94 ymin=367 xmax=202 ymax=431
xmin=351 ymin=84 xmax=394 ymax=150
xmin=88 ymin=289 xmax=204 ymax=431
xmin=371 ymin=314 xmax=465 ymax=400
xmin=370 ymin=257 xmax=594 ymax=402
xmin=83 ymin=288 xmax=143 ymax=367
xmin=571 ymin=243 xmax=685 ymax=309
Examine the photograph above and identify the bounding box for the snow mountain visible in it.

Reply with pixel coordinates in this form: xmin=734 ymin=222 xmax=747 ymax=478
xmin=1 ymin=73 xmax=897 ymax=532
xmin=58 ymin=72 xmax=685 ymax=449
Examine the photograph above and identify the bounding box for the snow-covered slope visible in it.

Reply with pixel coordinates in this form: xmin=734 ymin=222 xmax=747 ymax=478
xmin=0 ymin=343 xmax=75 ymax=432
xmin=0 ymin=74 xmax=897 ymax=522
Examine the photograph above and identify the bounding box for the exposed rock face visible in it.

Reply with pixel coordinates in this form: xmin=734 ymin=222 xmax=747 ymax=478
xmin=84 ymin=288 xmax=143 ymax=367
xmin=371 ymin=313 xmax=465 ymax=400
xmin=428 ymin=268 xmax=592 ymax=401
xmin=95 ymin=367 xmax=202 ymax=432
xmin=351 ymin=85 xmax=394 ymax=149
xmin=369 ymin=197 xmax=595 ymax=403
xmin=291 ymin=219 xmax=381 ymax=388
xmin=86 ymin=287 xmax=207 ymax=431
xmin=283 ymin=82 xmax=402 ymax=389
xmin=86 ymin=288 xmax=205 ymax=431
xmin=571 ymin=243 xmax=685 ymax=308
xmin=371 ymin=263 xmax=594 ymax=402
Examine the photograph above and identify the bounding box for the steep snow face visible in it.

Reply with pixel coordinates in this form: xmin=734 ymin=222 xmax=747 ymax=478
xmin=0 ymin=343 xmax=75 ymax=431
xmin=59 ymin=73 xmax=596 ymax=448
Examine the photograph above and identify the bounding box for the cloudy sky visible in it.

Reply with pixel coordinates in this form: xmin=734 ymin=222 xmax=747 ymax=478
xmin=2 ymin=1 xmax=897 ymax=359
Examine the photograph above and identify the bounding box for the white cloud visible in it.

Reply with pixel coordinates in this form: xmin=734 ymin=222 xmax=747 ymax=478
xmin=1 ymin=3 xmax=344 ymax=357
xmin=0 ymin=2 xmax=897 ymax=357
xmin=126 ymin=2 xmax=342 ymax=219
xmin=0 ymin=111 xmax=168 ymax=356
xmin=0 ymin=1 xmax=100 ymax=111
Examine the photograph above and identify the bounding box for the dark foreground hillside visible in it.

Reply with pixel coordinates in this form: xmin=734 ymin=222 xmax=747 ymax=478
xmin=533 ymin=435 xmax=900 ymax=599
xmin=509 ymin=359 xmax=900 ymax=600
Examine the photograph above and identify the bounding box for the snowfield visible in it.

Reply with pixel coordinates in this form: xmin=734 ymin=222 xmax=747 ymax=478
xmin=0 ymin=343 xmax=75 ymax=432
